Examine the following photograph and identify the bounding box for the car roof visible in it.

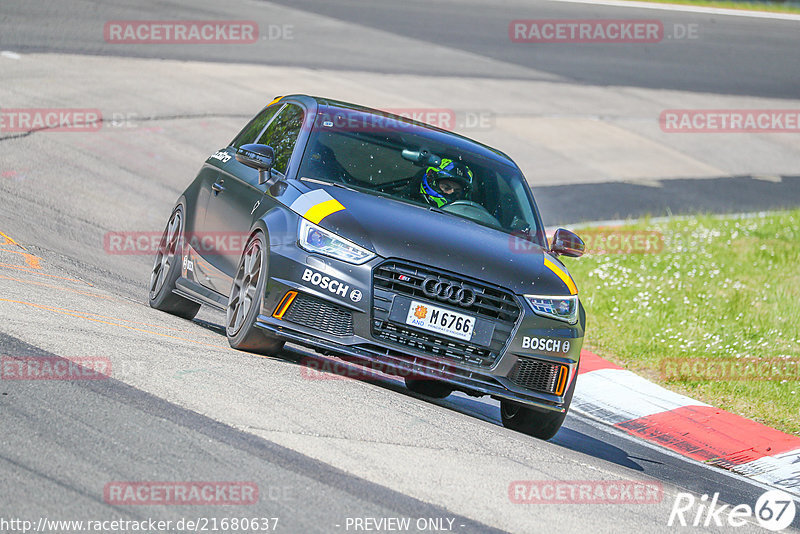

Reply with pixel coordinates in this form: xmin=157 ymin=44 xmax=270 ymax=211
xmin=276 ymin=94 xmax=517 ymax=169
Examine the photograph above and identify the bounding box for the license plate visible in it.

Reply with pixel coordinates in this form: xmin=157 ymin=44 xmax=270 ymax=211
xmin=405 ymin=300 xmax=475 ymax=341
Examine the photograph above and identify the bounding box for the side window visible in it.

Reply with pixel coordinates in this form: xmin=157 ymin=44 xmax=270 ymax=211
xmin=257 ymin=104 xmax=304 ymax=176
xmin=229 ymin=104 xmax=281 ymax=149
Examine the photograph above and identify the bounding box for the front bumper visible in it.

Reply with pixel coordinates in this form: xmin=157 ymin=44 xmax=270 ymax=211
xmin=256 ymin=243 xmax=584 ymax=413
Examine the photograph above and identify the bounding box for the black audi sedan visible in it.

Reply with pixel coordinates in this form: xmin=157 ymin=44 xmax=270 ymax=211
xmin=149 ymin=94 xmax=586 ymax=440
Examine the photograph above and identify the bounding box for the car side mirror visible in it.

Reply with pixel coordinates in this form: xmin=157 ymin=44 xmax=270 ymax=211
xmin=551 ymin=228 xmax=585 ymax=257
xmin=236 ymin=144 xmax=278 ymax=186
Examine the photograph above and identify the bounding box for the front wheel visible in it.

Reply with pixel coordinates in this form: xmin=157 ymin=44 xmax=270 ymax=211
xmin=226 ymin=231 xmax=284 ymax=355
xmin=500 ymin=364 xmax=578 ymax=440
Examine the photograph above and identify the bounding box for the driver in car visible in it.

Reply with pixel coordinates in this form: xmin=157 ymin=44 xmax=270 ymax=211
xmin=419 ymin=158 xmax=474 ymax=208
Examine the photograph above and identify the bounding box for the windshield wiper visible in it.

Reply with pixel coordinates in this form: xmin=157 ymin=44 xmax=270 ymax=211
xmin=330 ymin=181 xmax=359 ymax=193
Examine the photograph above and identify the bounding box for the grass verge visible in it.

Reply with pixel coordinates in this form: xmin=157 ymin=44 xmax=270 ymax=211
xmin=562 ymin=209 xmax=800 ymax=434
xmin=621 ymin=0 xmax=800 ymax=14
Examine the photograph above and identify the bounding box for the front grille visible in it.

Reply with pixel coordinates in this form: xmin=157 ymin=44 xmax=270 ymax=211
xmin=354 ymin=341 xmax=506 ymax=390
xmin=375 ymin=322 xmax=491 ymax=367
xmin=508 ymin=357 xmax=562 ymax=394
xmin=373 ymin=261 xmax=520 ymax=322
xmin=372 ymin=260 xmax=521 ymax=367
xmin=284 ymin=294 xmax=354 ymax=337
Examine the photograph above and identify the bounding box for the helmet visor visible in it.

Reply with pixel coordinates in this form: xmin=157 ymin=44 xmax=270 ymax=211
xmin=436 ymin=178 xmax=465 ymax=200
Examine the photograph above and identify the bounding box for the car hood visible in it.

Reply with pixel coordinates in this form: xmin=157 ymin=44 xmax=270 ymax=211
xmin=289 ymin=182 xmax=575 ymax=296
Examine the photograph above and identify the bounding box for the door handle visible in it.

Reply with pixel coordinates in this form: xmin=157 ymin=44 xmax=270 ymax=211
xmin=211 ymin=180 xmax=225 ymax=194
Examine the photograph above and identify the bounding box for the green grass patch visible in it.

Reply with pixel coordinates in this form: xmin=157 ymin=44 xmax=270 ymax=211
xmin=621 ymin=0 xmax=800 ymax=14
xmin=563 ymin=210 xmax=800 ymax=434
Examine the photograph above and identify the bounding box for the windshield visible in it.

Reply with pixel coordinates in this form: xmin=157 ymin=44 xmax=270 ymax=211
xmin=298 ymin=109 xmax=544 ymax=243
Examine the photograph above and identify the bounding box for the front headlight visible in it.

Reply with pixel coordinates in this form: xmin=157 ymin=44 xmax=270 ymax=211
xmin=298 ymin=218 xmax=375 ymax=265
xmin=525 ymin=294 xmax=579 ymax=324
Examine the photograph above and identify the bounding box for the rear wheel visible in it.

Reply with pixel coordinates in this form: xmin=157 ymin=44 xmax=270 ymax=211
xmin=405 ymin=378 xmax=453 ymax=399
xmin=226 ymin=231 xmax=284 ymax=355
xmin=500 ymin=363 xmax=579 ymax=440
xmin=148 ymin=207 xmax=200 ymax=319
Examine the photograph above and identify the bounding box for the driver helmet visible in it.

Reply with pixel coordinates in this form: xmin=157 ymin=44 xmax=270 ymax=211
xmin=420 ymin=158 xmax=473 ymax=208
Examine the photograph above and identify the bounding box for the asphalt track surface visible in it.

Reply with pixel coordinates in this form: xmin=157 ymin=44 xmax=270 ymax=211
xmin=1 ymin=1 xmax=799 ymax=533
xmin=3 ymin=0 xmax=799 ymax=98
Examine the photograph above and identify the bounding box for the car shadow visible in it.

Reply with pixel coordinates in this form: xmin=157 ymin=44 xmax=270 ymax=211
xmin=550 ymin=425 xmax=659 ymax=472
xmin=272 ymin=342 xmax=655 ymax=473
xmin=190 ymin=314 xmax=657 ymax=474
xmin=191 ymin=317 xmax=227 ymax=336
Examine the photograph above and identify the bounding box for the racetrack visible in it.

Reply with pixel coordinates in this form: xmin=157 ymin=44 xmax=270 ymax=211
xmin=1 ymin=1 xmax=799 ymax=532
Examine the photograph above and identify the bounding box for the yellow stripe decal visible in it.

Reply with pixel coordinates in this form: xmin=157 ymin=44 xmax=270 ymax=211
xmin=304 ymin=198 xmax=345 ymax=224
xmin=544 ymin=256 xmax=578 ymax=295
xmin=267 ymin=96 xmax=283 ymax=106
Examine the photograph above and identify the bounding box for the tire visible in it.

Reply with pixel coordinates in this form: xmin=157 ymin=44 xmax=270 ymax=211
xmin=405 ymin=377 xmax=453 ymax=399
xmin=500 ymin=362 xmax=579 ymax=440
xmin=149 ymin=206 xmax=201 ymax=320
xmin=226 ymin=231 xmax=284 ymax=355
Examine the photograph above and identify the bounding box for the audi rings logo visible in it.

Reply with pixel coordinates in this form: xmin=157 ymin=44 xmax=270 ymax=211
xmin=421 ymin=277 xmax=477 ymax=307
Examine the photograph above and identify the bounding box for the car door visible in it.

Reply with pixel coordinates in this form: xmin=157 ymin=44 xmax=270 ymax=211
xmin=194 ymin=102 xmax=305 ymax=296
xmin=190 ymin=103 xmax=282 ymax=294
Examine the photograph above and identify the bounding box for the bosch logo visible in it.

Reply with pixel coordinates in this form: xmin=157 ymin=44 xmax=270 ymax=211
xmin=421 ymin=277 xmax=477 ymax=307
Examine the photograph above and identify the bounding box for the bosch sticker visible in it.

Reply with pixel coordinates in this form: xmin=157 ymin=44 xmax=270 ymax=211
xmin=521 ymin=337 xmax=570 ymax=353
xmin=301 ymin=268 xmax=362 ymax=303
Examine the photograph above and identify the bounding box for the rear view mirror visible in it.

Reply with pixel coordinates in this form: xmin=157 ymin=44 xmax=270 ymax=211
xmin=551 ymin=228 xmax=585 ymax=258
xmin=400 ymin=148 xmax=441 ymax=168
xmin=236 ymin=144 xmax=277 ymax=185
